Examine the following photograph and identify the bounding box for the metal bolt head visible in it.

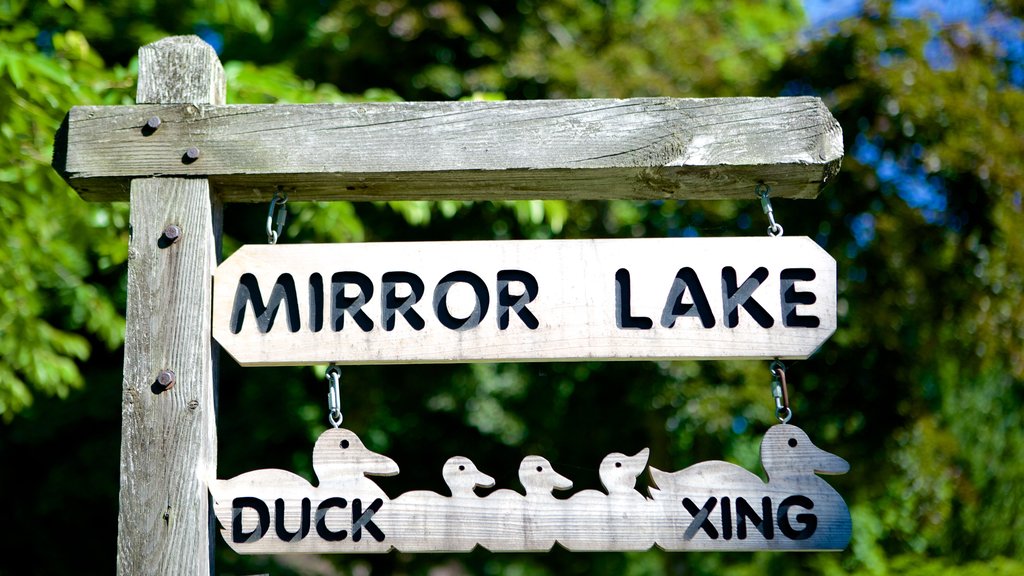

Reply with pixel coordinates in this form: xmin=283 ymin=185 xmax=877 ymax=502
xmin=185 ymin=147 xmax=201 ymax=161
xmin=157 ymin=369 xmax=176 ymax=390
xmin=146 ymin=116 xmax=161 ymax=130
xmin=163 ymin=224 xmax=181 ymax=243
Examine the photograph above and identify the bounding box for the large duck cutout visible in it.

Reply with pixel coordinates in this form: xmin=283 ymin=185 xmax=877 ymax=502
xmin=211 ymin=424 xmax=851 ymax=553
xmin=210 ymin=427 xmax=399 ymax=554
xmin=648 ymin=424 xmax=851 ymax=551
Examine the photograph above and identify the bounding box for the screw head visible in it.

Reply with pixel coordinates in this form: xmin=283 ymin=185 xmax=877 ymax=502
xmin=163 ymin=224 xmax=181 ymax=243
xmin=146 ymin=116 xmax=161 ymax=130
xmin=185 ymin=147 xmax=201 ymax=161
xmin=157 ymin=369 xmax=176 ymax=390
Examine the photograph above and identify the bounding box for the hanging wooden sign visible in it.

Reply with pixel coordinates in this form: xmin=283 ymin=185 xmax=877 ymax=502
xmin=212 ymin=237 xmax=836 ymax=366
xmin=209 ymin=424 xmax=851 ymax=553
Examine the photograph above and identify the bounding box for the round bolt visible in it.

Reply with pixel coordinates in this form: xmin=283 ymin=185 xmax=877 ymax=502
xmin=185 ymin=147 xmax=201 ymax=161
xmin=157 ymin=369 xmax=176 ymax=390
xmin=163 ymin=224 xmax=182 ymax=243
xmin=146 ymin=116 xmax=162 ymax=130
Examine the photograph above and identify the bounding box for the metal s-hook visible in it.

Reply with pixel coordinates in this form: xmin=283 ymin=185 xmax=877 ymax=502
xmin=326 ymin=365 xmax=342 ymax=428
xmin=266 ymin=189 xmax=288 ymax=244
xmin=770 ymin=359 xmax=792 ymax=423
xmin=757 ymin=183 xmax=784 ymax=237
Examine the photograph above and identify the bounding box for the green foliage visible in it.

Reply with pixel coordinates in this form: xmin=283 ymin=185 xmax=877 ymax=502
xmin=0 ymin=3 xmax=130 ymax=420
xmin=1 ymin=0 xmax=1023 ymax=574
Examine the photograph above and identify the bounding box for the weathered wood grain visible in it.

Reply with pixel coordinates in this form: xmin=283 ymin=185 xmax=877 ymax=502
xmin=212 ymin=236 xmax=837 ymax=365
xmin=117 ymin=36 xmax=223 ymax=576
xmin=58 ymin=96 xmax=842 ymax=202
xmin=209 ymin=424 xmax=851 ymax=553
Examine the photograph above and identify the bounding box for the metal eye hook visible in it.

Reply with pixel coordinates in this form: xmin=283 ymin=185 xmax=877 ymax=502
xmin=757 ymin=183 xmax=784 ymax=237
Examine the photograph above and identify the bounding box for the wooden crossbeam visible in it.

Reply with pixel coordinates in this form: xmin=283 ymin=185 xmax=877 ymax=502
xmin=56 ymin=97 xmax=843 ymax=203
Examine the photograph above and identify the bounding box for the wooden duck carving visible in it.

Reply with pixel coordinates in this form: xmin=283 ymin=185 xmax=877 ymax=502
xmin=211 ymin=424 xmax=850 ymax=554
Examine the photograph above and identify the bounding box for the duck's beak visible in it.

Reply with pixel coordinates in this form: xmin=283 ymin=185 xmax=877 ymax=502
xmin=475 ymin=470 xmax=496 ymax=488
xmin=630 ymin=447 xmax=650 ymax=466
xmin=811 ymin=447 xmax=849 ymax=475
xmin=550 ymin=470 xmax=573 ymax=491
xmin=363 ymin=453 xmax=400 ymax=477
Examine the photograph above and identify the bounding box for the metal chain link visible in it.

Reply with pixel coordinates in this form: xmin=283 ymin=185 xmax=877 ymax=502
xmin=266 ymin=189 xmax=288 ymax=244
xmin=770 ymin=359 xmax=792 ymax=423
xmin=326 ymin=365 xmax=342 ymax=428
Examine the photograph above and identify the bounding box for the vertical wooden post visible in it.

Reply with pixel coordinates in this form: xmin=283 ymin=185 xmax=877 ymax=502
xmin=118 ymin=36 xmax=224 ymax=575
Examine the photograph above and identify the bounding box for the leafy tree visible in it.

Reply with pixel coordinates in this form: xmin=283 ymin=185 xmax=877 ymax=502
xmin=0 ymin=1 xmax=129 ymax=419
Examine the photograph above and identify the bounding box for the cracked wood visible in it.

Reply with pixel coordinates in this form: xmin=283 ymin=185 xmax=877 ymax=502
xmin=56 ymin=97 xmax=843 ymax=202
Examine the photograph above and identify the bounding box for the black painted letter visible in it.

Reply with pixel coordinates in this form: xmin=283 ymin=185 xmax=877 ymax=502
xmin=735 ymin=496 xmax=774 ymax=540
xmin=308 ymin=273 xmax=324 ymax=332
xmin=682 ymin=497 xmax=719 ymax=540
xmin=661 ymin=267 xmax=715 ymax=328
xmin=780 ymin=269 xmax=820 ymax=328
xmin=615 ymin=269 xmax=653 ymax=329
xmin=722 ymin=267 xmax=774 ymax=328
xmin=332 ymin=272 xmax=374 ymax=332
xmin=497 ymin=270 xmax=539 ymax=329
xmin=351 ymin=498 xmax=386 ymax=542
xmin=315 ymin=497 xmax=348 ymax=541
xmin=275 ymin=497 xmax=311 ymax=542
xmin=433 ymin=271 xmax=489 ymax=331
xmin=230 ymin=273 xmax=301 ymax=334
xmin=232 ymin=497 xmax=270 ymax=544
xmin=382 ymin=272 xmax=426 ymax=331
xmin=721 ymin=496 xmax=733 ymax=540
xmin=778 ymin=495 xmax=817 ymax=540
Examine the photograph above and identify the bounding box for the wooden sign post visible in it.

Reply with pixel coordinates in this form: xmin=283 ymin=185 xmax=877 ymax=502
xmin=53 ymin=35 xmax=845 ymax=574
xmin=112 ymin=37 xmax=223 ymax=575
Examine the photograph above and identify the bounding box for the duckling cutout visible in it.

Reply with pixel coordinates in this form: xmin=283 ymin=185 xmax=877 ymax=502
xmin=387 ymin=456 xmax=495 ymax=552
xmin=211 ymin=424 xmax=849 ymax=554
xmin=648 ymin=424 xmax=851 ymax=551
xmin=477 ymin=455 xmax=573 ymax=551
xmin=558 ymin=448 xmax=656 ymax=551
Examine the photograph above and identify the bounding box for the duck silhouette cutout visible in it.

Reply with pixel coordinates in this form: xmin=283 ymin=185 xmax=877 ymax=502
xmin=388 ymin=456 xmax=495 ymax=552
xmin=559 ymin=448 xmax=654 ymax=551
xmin=649 ymin=424 xmax=851 ymax=551
xmin=210 ymin=427 xmax=398 ymax=553
xmin=479 ymin=455 xmax=573 ymax=551
xmin=313 ymin=427 xmax=399 ymax=498
xmin=519 ymin=455 xmax=573 ymax=499
xmin=211 ymin=425 xmax=851 ymax=554
xmin=210 ymin=467 xmax=316 ymax=550
xmin=442 ymin=456 xmax=496 ymax=497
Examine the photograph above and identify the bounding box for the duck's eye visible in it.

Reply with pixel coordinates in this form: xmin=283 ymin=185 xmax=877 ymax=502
xmin=459 ymin=465 xmax=465 ymax=471
xmin=340 ymin=439 xmax=350 ymax=449
xmin=615 ymin=462 xmax=622 ymax=468
xmin=536 ymin=466 xmax=543 ymax=472
xmin=788 ymin=438 xmax=798 ymax=448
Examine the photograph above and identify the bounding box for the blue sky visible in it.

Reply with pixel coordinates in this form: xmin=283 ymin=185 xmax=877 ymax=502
xmin=803 ymin=0 xmax=989 ymax=28
xmin=800 ymin=0 xmax=1023 ymax=241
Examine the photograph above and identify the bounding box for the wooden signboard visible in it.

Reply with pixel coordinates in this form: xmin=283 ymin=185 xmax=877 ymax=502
xmin=212 ymin=236 xmax=836 ymax=365
xmin=210 ymin=424 xmax=851 ymax=553
xmin=56 ymin=37 xmax=850 ymax=572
